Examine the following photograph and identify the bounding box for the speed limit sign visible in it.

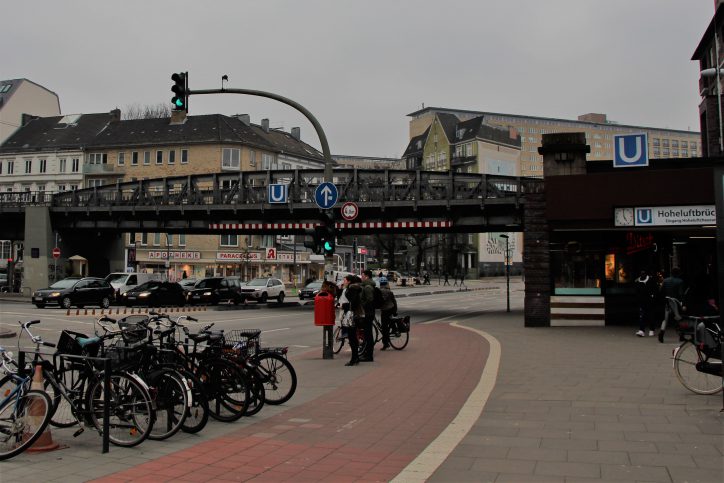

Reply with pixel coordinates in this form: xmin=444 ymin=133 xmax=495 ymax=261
xmin=341 ymin=202 xmax=359 ymax=221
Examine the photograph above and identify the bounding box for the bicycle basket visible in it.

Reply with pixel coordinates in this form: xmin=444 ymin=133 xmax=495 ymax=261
xmin=116 ymin=315 xmax=150 ymax=344
xmin=56 ymin=330 xmax=100 ymax=357
xmin=223 ymin=329 xmax=261 ymax=357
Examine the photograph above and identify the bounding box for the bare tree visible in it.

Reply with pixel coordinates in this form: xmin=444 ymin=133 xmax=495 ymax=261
xmin=374 ymin=234 xmax=398 ymax=270
xmin=406 ymin=233 xmax=431 ymax=272
xmin=122 ymin=102 xmax=171 ymax=120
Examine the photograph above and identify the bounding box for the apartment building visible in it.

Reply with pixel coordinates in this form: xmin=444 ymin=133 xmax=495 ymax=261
xmin=401 ymin=112 xmax=523 ymax=277
xmin=408 ymin=107 xmax=700 ymax=177
xmin=0 ymin=78 xmax=61 ymax=145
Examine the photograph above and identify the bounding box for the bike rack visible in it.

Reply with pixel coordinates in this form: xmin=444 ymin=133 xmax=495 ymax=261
xmin=18 ymin=351 xmax=112 ymax=453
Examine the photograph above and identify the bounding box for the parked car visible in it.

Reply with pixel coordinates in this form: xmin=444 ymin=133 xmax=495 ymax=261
xmin=187 ymin=277 xmax=243 ymax=305
xmin=298 ymin=281 xmax=323 ymax=300
xmin=177 ymin=278 xmax=198 ymax=292
xmin=33 ymin=277 xmax=114 ymax=309
xmin=105 ymin=272 xmax=164 ymax=299
xmin=119 ymin=281 xmax=187 ymax=307
xmin=240 ymin=277 xmax=286 ymax=304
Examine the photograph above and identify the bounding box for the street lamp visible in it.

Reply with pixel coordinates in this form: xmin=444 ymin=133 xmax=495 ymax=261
xmin=701 ymin=67 xmax=724 ymax=154
xmin=499 ymin=234 xmax=510 ymax=313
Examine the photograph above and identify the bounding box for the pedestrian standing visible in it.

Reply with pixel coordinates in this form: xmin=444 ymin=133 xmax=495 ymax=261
xmin=339 ymin=275 xmax=363 ymax=366
xmin=460 ymin=271 xmax=466 ymax=288
xmin=378 ymin=277 xmax=398 ymax=350
xmin=453 ymin=271 xmax=458 ymax=286
xmin=359 ymin=269 xmax=376 ymax=362
xmin=634 ymin=270 xmax=656 ymax=337
xmin=658 ymin=267 xmax=686 ymax=342
xmin=443 ymin=272 xmax=450 ymax=286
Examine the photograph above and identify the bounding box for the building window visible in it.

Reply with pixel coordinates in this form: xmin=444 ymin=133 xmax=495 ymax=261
xmin=156 ymin=150 xmax=163 ymax=165
xmin=682 ymin=148 xmax=688 ymax=156
xmin=179 ymin=234 xmax=186 ymax=246
xmin=87 ymin=179 xmax=103 ymax=188
xmin=249 ymin=150 xmax=256 ymax=167
xmin=671 ymin=140 xmax=679 ymax=148
xmin=181 ymin=149 xmax=189 ymax=164
xmin=662 ymin=139 xmax=669 ymax=148
xmin=222 ymin=148 xmax=240 ymax=169
xmin=168 ymin=150 xmax=175 ymax=164
xmin=281 ymin=162 xmax=291 ymax=170
xmin=663 ymin=148 xmax=670 ymax=156
xmin=25 ymin=160 xmax=32 ymax=173
xmin=143 ymin=151 xmax=151 ymax=165
xmin=89 ymin=153 xmax=107 ymax=164
xmin=141 ymin=233 xmax=148 ymax=246
xmin=0 ymin=161 xmax=2 ymax=174
xmin=262 ymin=153 xmax=273 ymax=170
xmin=57 ymin=185 xmax=66 ymax=192
xmin=153 ymin=233 xmax=161 ymax=246
xmin=131 ymin=152 xmax=139 ymax=165
xmin=681 ymin=141 xmax=688 ymax=148
xmin=6 ymin=161 xmax=13 ymax=175
xmin=672 ymin=148 xmax=679 ymax=156
xmin=39 ymin=159 xmax=47 ymax=173
xmin=118 ymin=152 xmax=125 ymax=166
xmin=220 ymin=234 xmax=238 ymax=247
xmin=69 ymin=184 xmax=78 ymax=191
xmin=72 ymin=158 xmax=80 ymax=172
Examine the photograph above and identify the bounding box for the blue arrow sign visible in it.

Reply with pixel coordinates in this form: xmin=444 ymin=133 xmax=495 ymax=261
xmin=315 ymin=182 xmax=338 ymax=209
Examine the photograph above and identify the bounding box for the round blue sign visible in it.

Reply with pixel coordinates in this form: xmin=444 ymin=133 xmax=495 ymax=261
xmin=315 ymin=182 xmax=338 ymax=209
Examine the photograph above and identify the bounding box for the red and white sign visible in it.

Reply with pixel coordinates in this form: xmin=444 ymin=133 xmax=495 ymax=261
xmin=52 ymin=247 xmax=61 ymax=259
xmin=266 ymin=247 xmax=277 ymax=260
xmin=341 ymin=202 xmax=359 ymax=221
xmin=148 ymin=251 xmax=201 ymax=260
xmin=358 ymin=248 xmax=368 ymax=255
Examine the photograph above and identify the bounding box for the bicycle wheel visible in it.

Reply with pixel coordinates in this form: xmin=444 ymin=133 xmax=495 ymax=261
xmin=178 ymin=369 xmax=209 ymax=434
xmin=333 ymin=326 xmax=346 ymax=354
xmin=198 ymin=359 xmax=249 ymax=422
xmin=44 ymin=368 xmax=84 ymax=429
xmin=357 ymin=324 xmax=378 ymax=356
xmin=146 ymin=369 xmax=189 ymax=441
xmin=389 ymin=328 xmax=409 ymax=350
xmin=243 ymin=370 xmax=266 ymax=417
xmin=673 ymin=342 xmax=723 ymax=395
xmin=0 ymin=389 xmax=53 ymax=461
xmin=87 ymin=372 xmax=154 ymax=447
xmin=256 ymin=352 xmax=297 ymax=405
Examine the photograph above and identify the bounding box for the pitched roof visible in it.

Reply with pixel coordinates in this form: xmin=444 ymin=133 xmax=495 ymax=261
xmin=453 ymin=116 xmax=521 ymax=147
xmin=254 ymin=127 xmax=324 ymax=161
xmin=436 ymin=112 xmax=460 ymax=143
xmin=402 ymin=126 xmax=430 ymax=157
xmin=0 ymin=78 xmax=60 ymax=113
xmin=0 ymin=112 xmax=116 ymax=153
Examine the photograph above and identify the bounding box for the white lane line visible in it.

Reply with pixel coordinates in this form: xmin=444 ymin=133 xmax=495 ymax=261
xmin=392 ymin=322 xmax=501 ymax=482
xmin=260 ymin=327 xmax=290 ymax=334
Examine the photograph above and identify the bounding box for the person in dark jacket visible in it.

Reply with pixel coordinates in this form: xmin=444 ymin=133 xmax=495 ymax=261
xmin=359 ymin=269 xmax=376 ymax=362
xmin=634 ymin=270 xmax=656 ymax=337
xmin=378 ymin=277 xmax=398 ymax=350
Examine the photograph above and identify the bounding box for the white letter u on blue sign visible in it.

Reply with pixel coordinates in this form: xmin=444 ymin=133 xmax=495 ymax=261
xmin=268 ymin=184 xmax=288 ymax=203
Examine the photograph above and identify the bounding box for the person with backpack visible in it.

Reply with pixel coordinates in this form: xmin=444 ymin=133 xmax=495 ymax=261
xmin=378 ymin=277 xmax=398 ymax=350
xmin=339 ymin=275 xmax=363 ymax=366
xmin=359 ymin=269 xmax=377 ymax=362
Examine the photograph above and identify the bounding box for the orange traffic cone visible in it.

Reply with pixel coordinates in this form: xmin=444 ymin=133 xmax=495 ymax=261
xmin=27 ymin=365 xmax=60 ymax=452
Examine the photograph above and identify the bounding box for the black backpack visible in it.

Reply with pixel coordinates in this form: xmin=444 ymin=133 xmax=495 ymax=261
xmin=373 ymin=286 xmax=384 ymax=309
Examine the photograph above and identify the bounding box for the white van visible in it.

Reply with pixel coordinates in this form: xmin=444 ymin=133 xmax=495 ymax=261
xmin=104 ymin=272 xmax=164 ymax=298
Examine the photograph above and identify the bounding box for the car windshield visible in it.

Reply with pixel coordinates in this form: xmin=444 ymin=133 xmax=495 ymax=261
xmin=50 ymin=278 xmax=80 ymax=289
xmin=305 ymin=282 xmax=323 ymax=289
xmin=135 ymin=281 xmax=160 ymax=291
xmin=195 ymin=279 xmax=221 ymax=289
xmin=246 ymin=278 xmax=269 ymax=287
xmin=105 ymin=273 xmax=128 ymax=283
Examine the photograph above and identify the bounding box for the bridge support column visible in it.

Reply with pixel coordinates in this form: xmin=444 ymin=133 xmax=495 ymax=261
xmin=23 ymin=206 xmax=54 ymax=295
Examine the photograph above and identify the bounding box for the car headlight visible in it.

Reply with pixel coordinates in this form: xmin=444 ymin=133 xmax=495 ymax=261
xmin=50 ymin=292 xmax=61 ymax=297
xmin=121 ymin=292 xmax=127 ymax=297
xmin=139 ymin=292 xmax=150 ymax=297
xmin=203 ymin=291 xmax=212 ymax=296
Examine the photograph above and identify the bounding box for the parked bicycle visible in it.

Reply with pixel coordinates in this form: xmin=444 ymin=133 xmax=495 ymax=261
xmin=669 ymin=304 xmax=722 ymax=395
xmin=0 ymin=345 xmax=53 ymax=461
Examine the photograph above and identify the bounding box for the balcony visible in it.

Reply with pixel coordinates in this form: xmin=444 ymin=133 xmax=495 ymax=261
xmin=82 ymin=163 xmax=117 ymax=175
xmin=450 ymin=154 xmax=477 ymax=167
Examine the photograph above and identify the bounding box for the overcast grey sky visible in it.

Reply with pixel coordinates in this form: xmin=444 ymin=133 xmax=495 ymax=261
xmin=2 ymin=0 xmax=714 ymax=157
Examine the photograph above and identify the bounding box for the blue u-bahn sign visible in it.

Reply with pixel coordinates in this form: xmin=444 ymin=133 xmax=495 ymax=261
xmin=613 ymin=133 xmax=648 ymax=168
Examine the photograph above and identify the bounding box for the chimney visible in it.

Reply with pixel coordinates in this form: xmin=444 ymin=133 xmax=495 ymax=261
xmin=291 ymin=127 xmax=300 ymax=140
xmin=110 ymin=108 xmax=121 ymax=122
xmin=261 ymin=118 xmax=269 ymax=133
xmin=577 ymin=113 xmax=607 ymax=124
xmin=170 ymin=110 xmax=187 ymax=125
xmin=236 ymin=114 xmax=250 ymax=126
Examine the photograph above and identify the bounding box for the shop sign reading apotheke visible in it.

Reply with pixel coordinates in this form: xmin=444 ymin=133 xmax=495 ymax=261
xmin=635 ymin=205 xmax=716 ymax=226
xmin=148 ymin=251 xmax=201 ymax=260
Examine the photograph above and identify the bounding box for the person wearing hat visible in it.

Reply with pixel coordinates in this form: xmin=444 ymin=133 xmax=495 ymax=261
xmin=378 ymin=276 xmax=398 ymax=350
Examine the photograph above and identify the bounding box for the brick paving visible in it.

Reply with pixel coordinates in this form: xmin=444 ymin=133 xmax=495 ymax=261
xmin=94 ymin=323 xmax=488 ymax=482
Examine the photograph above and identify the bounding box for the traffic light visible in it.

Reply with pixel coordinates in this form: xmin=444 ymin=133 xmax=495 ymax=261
xmin=303 ymin=228 xmax=322 ymax=255
xmin=171 ymin=72 xmax=188 ymax=111
xmin=319 ymin=212 xmax=336 ymax=257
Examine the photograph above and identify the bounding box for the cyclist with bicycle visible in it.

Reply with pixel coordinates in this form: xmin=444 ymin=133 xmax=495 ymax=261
xmin=360 ymin=270 xmax=377 ymax=362
xmin=379 ymin=277 xmax=398 ymax=350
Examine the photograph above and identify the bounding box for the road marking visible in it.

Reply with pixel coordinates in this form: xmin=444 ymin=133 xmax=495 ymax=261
xmin=392 ymin=322 xmax=501 ymax=482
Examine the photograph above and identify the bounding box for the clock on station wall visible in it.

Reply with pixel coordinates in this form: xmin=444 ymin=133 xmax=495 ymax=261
xmin=614 ymin=207 xmax=634 ymax=226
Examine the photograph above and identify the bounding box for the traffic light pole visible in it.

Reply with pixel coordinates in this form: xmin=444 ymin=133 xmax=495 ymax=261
xmin=190 ymin=85 xmax=335 ymax=359
xmin=188 ymin=88 xmax=333 ymax=182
